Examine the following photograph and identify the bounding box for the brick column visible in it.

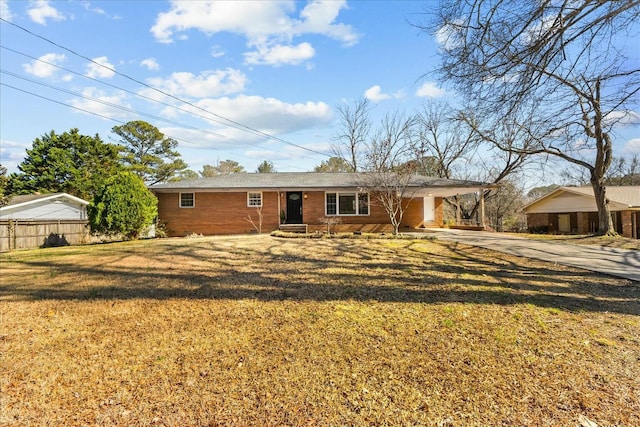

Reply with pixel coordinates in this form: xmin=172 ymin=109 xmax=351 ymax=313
xmin=577 ymin=212 xmax=589 ymax=234
xmin=621 ymin=210 xmax=633 ymax=238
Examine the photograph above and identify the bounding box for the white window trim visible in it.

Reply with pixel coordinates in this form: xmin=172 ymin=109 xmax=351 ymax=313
xmin=247 ymin=191 xmax=263 ymax=207
xmin=179 ymin=192 xmax=195 ymax=208
xmin=325 ymin=191 xmax=370 ymax=216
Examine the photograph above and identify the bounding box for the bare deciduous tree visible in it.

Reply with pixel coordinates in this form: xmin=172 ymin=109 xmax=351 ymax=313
xmin=246 ymin=207 xmax=264 ymax=234
xmin=428 ymin=0 xmax=640 ymax=235
xmin=360 ymin=112 xmax=418 ymax=235
xmin=332 ymin=98 xmax=371 ymax=172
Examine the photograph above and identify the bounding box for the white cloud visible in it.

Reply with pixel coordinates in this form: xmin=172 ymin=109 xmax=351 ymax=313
xmin=416 ymin=82 xmax=447 ymax=98
xmin=140 ymin=58 xmax=160 ymax=71
xmin=195 ymin=95 xmax=332 ymax=133
xmin=1 ymin=0 xmax=14 ymax=21
xmin=145 ymin=69 xmax=247 ymax=98
xmin=22 ymin=53 xmax=66 ymax=78
xmin=435 ymin=20 xmax=464 ymax=51
xmin=150 ymin=1 xmax=358 ymax=66
xmin=625 ymin=138 xmax=640 ymax=154
xmin=364 ymin=85 xmax=403 ymax=103
xmin=0 ymin=140 xmax=30 ymax=172
xmin=69 ymin=87 xmax=131 ymax=119
xmin=244 ymin=42 xmax=315 ymax=66
xmin=27 ymin=0 xmax=65 ymax=25
xmin=296 ymin=0 xmax=359 ymax=46
xmin=211 ymin=45 xmax=225 ymax=58
xmin=364 ymin=85 xmax=390 ymax=102
xmin=604 ymin=110 xmax=640 ymax=127
xmin=85 ymin=56 xmax=115 ymax=79
xmin=81 ymin=1 xmax=105 ymax=15
xmin=159 ymin=95 xmax=333 ymax=148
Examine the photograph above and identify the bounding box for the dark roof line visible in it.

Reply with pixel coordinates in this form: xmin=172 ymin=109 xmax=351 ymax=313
xmin=150 ymin=172 xmax=490 ymax=190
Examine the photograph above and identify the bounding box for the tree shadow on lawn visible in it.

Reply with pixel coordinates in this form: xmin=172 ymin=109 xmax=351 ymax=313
xmin=1 ymin=237 xmax=637 ymax=315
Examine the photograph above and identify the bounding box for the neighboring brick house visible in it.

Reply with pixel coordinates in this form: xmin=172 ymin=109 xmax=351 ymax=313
xmin=523 ymin=186 xmax=640 ymax=238
xmin=150 ymin=172 xmax=490 ymax=236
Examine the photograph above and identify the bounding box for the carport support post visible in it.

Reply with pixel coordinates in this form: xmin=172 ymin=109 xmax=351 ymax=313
xmin=480 ymin=191 xmax=486 ymax=230
xmin=456 ymin=194 xmax=461 ymax=226
xmin=277 ymin=191 xmax=282 ymax=225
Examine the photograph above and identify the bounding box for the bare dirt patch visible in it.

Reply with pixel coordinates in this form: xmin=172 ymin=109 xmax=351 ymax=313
xmin=1 ymin=235 xmax=638 ymax=426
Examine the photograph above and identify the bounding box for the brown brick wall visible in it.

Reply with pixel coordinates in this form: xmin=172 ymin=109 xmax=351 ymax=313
xmin=526 ymin=213 xmax=549 ymax=230
xmin=156 ymin=191 xmax=439 ymax=236
xmin=529 ymin=210 xmax=639 ymax=237
xmin=157 ymin=191 xmax=281 ymax=236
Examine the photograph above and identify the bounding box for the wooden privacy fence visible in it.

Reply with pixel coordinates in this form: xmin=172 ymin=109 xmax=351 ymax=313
xmin=0 ymin=219 xmax=89 ymax=252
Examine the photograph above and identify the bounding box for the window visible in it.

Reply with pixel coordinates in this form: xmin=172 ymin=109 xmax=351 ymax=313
xmin=339 ymin=193 xmax=356 ymax=214
xmin=358 ymin=193 xmax=369 ymax=215
xmin=325 ymin=192 xmax=369 ymax=216
xmin=180 ymin=192 xmax=194 ymax=208
xmin=247 ymin=192 xmax=262 ymax=207
xmin=326 ymin=193 xmax=337 ymax=215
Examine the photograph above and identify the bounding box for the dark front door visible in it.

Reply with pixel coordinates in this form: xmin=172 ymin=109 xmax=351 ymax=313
xmin=286 ymin=192 xmax=303 ymax=224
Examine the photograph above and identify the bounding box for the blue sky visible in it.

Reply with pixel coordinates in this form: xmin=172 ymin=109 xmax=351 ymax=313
xmin=1 ymin=0 xmax=638 ymax=179
xmin=0 ymin=0 xmax=446 ymax=175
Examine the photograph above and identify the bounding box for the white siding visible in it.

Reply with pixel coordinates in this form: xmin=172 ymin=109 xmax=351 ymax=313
xmin=0 ymin=199 xmax=87 ymax=220
xmin=526 ymin=192 xmax=596 ymax=214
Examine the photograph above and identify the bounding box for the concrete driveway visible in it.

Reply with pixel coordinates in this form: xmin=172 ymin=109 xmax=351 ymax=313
xmin=423 ymin=229 xmax=640 ymax=282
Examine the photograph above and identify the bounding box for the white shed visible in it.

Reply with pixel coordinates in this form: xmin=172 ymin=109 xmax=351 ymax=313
xmin=0 ymin=193 xmax=89 ymax=220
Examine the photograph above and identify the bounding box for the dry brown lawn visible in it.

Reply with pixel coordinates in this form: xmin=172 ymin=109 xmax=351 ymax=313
xmin=514 ymin=233 xmax=640 ymax=250
xmin=1 ymin=235 xmax=638 ymax=426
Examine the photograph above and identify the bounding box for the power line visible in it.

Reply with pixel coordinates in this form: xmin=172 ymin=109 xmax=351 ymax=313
xmin=0 ymin=46 xmax=328 ymax=164
xmin=0 ymin=17 xmax=332 ymax=158
xmin=1 ymin=82 xmax=128 ymax=124
xmin=1 ymin=69 xmax=221 ymax=136
xmin=1 ymin=45 xmax=253 ymax=136
xmin=0 ymin=81 xmax=280 ymax=169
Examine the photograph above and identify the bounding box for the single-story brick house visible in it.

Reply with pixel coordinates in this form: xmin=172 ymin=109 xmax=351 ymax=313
xmin=150 ymin=172 xmax=491 ymax=236
xmin=523 ymin=186 xmax=640 ymax=238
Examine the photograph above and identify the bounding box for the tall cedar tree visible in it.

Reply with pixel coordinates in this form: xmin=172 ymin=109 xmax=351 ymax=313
xmin=112 ymin=120 xmax=187 ymax=185
xmin=7 ymin=129 xmax=121 ymax=200
xmin=88 ymin=171 xmax=157 ymax=239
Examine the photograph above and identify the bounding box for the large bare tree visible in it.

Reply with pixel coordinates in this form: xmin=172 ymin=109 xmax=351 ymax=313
xmin=332 ymin=98 xmax=372 ymax=172
xmin=414 ymin=100 xmax=531 ymax=224
xmin=429 ymin=0 xmax=640 ymax=235
xmin=362 ymin=112 xmax=418 ymax=235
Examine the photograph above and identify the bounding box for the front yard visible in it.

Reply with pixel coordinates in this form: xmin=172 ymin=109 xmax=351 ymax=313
xmin=1 ymin=235 xmax=638 ymax=426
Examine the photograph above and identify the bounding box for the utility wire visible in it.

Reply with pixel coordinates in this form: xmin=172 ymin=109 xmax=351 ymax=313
xmin=1 ymin=69 xmax=220 ymax=136
xmin=1 ymin=82 xmax=128 ymax=124
xmin=1 ymin=47 xmax=328 ymax=163
xmin=2 ymin=45 xmax=248 ymax=136
xmin=0 ymin=18 xmax=332 ymax=158
xmin=1 ymin=82 xmax=319 ymax=171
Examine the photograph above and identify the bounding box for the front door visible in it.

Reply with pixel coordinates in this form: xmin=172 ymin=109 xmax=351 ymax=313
xmin=558 ymin=214 xmax=571 ymax=233
xmin=423 ymin=196 xmax=435 ymax=222
xmin=286 ymin=192 xmax=303 ymax=224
